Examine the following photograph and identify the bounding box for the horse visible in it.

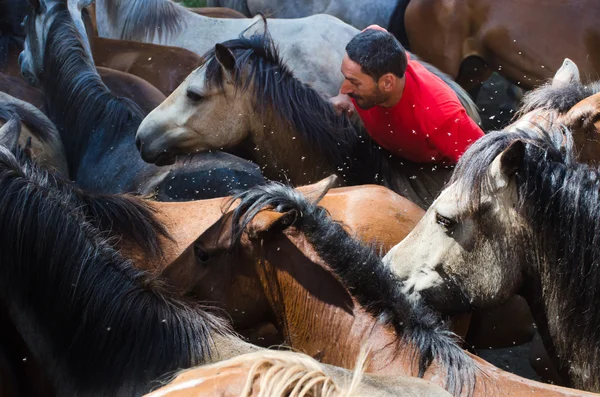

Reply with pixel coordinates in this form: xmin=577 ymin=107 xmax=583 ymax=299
xmin=92 ymin=0 xmax=360 ymax=97
xmin=172 ymin=178 xmax=600 ymax=397
xmin=189 ymin=6 xmax=248 ymax=19
xmin=91 ymin=38 xmax=203 ymax=96
xmin=383 ymin=124 xmax=600 ymax=392
xmin=0 ymin=92 xmax=68 ymax=175
xmin=20 ymin=0 xmax=266 ymax=200
xmin=388 ymin=0 xmax=600 ymax=93
xmin=144 ymin=350 xmax=368 ymax=397
xmin=0 ymin=147 xmax=455 ymax=397
xmin=0 ymin=0 xmax=28 ymax=78
xmin=205 ymin=0 xmax=398 ymax=30
xmin=96 ymin=66 xmax=167 ymax=114
xmin=0 ymin=72 xmax=45 ymax=110
xmin=136 ymin=31 xmax=478 ymax=209
xmin=507 ymin=58 xmax=600 ymax=166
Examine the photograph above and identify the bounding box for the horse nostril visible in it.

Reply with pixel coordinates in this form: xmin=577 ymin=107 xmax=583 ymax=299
xmin=135 ymin=137 xmax=142 ymax=151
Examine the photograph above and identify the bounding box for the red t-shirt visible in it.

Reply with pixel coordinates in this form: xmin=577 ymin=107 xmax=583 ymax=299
xmin=352 ymin=57 xmax=483 ymax=164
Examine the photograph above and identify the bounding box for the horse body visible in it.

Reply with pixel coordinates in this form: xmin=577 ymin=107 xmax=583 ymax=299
xmin=91 ymin=37 xmax=203 ymax=96
xmin=94 ymin=0 xmax=358 ymax=96
xmin=207 ymin=0 xmax=398 ymax=30
xmin=391 ymin=0 xmax=600 ymax=90
xmin=383 ymin=124 xmax=600 ymax=391
xmin=21 ymin=0 xmax=265 ymax=199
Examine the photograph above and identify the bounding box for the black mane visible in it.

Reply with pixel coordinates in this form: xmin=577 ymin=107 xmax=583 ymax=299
xmin=452 ymin=125 xmax=600 ymax=390
xmin=27 ymin=3 xmax=145 ymax=177
xmin=0 ymin=0 xmax=28 ymax=68
xmin=203 ymin=31 xmax=362 ymax=169
xmin=0 ymin=146 xmax=229 ymax=396
xmin=227 ymin=182 xmax=477 ymax=396
xmin=517 ymin=79 xmax=600 ymax=117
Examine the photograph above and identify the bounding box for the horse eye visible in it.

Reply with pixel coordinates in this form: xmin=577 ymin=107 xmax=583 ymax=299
xmin=186 ymin=90 xmax=204 ymax=103
xmin=435 ymin=213 xmax=456 ymax=229
xmin=194 ymin=245 xmax=210 ymax=263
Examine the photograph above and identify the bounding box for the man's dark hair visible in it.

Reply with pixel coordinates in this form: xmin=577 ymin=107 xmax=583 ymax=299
xmin=345 ymin=30 xmax=408 ymax=81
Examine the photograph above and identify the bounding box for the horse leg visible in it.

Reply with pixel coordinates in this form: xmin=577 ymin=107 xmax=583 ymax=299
xmin=529 ymin=332 xmax=566 ymax=386
xmin=456 ymin=56 xmax=493 ymax=100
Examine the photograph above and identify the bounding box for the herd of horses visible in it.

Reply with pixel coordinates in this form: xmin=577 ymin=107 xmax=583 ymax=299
xmin=2 ymin=0 xmax=600 ymax=396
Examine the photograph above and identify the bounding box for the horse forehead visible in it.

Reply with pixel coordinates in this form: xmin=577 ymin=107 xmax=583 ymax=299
xmin=431 ymin=183 xmax=463 ymax=214
xmin=508 ymin=109 xmax=556 ymax=131
xmin=186 ymin=66 xmax=209 ymax=92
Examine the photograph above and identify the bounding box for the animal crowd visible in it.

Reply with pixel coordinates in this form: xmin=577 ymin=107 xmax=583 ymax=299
xmin=1 ymin=0 xmax=600 ymax=396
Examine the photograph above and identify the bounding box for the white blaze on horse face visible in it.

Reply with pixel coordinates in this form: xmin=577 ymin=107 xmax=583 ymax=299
xmin=384 ymin=152 xmax=524 ymax=311
xmin=136 ymin=65 xmax=252 ymax=165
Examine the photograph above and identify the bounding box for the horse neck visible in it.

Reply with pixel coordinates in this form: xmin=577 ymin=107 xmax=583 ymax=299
xmin=253 ymin=232 xmax=416 ymax=376
xmin=246 ymin=110 xmax=340 ymax=185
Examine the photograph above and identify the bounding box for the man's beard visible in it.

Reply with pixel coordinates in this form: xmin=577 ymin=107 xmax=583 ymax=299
xmin=349 ymin=90 xmax=386 ymax=109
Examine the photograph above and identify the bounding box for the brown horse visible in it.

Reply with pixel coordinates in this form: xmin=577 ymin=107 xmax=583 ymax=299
xmin=91 ymin=38 xmax=203 ymax=96
xmin=0 ymin=72 xmax=45 ymax=110
xmin=168 ymin=179 xmax=598 ymax=397
xmin=388 ymin=0 xmax=600 ymax=91
xmin=189 ymin=7 xmax=248 ymax=19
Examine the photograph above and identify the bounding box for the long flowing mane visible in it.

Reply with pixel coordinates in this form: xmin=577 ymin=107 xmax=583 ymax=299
xmin=26 ymin=3 xmax=145 ymax=177
xmin=225 ymin=182 xmax=477 ymax=396
xmin=103 ymin=0 xmax=187 ymax=41
xmin=516 ymin=79 xmax=600 ymax=117
xmin=0 ymin=0 xmax=28 ymax=68
xmin=202 ymin=31 xmax=362 ymax=169
xmin=451 ymin=125 xmax=600 ymax=389
xmin=0 ymin=93 xmax=59 ymax=145
xmin=0 ymin=146 xmax=230 ymax=396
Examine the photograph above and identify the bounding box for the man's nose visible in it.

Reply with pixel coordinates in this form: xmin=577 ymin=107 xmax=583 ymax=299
xmin=340 ymin=80 xmax=353 ymax=95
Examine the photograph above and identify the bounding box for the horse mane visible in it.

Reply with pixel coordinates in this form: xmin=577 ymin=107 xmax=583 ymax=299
xmin=155 ymin=350 xmax=361 ymax=397
xmin=104 ymin=0 xmax=186 ymax=41
xmin=0 ymin=0 xmax=28 ymax=68
xmin=516 ymin=79 xmax=600 ymax=117
xmin=203 ymin=30 xmax=362 ymax=169
xmin=450 ymin=126 xmax=575 ymax=213
xmin=387 ymin=0 xmax=412 ymax=51
xmin=0 ymin=146 xmax=229 ymax=396
xmin=28 ymin=3 xmax=145 ymax=176
xmin=226 ymin=182 xmax=477 ymax=396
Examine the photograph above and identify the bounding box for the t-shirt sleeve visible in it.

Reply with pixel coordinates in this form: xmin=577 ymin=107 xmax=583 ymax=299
xmin=427 ymin=110 xmax=484 ymax=163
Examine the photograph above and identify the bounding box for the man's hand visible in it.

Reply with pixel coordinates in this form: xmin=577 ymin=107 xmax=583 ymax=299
xmin=330 ymin=94 xmax=356 ymax=117
xmin=362 ymin=24 xmax=388 ymax=33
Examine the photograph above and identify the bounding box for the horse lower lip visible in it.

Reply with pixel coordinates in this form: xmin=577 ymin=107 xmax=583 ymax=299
xmin=154 ymin=153 xmax=175 ymax=166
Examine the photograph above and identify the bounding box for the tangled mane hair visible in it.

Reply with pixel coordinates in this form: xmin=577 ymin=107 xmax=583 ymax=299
xmin=0 ymin=145 xmax=230 ymax=396
xmin=202 ymin=29 xmax=361 ymax=169
xmin=451 ymin=124 xmax=600 ymax=390
xmin=224 ymin=182 xmax=478 ymax=396
xmin=516 ymin=79 xmax=600 ymax=117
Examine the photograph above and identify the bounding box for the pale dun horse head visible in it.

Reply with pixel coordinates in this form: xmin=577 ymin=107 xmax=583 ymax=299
xmin=145 ymin=349 xmax=369 ymax=397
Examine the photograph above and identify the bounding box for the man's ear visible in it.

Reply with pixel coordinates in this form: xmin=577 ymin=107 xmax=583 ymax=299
xmin=379 ymin=73 xmax=396 ymax=91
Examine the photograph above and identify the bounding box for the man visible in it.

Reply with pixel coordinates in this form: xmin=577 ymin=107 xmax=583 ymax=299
xmin=330 ymin=26 xmax=484 ymax=208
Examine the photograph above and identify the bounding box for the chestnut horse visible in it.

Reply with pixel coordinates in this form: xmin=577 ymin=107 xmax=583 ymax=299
xmin=168 ymin=179 xmax=598 ymax=397
xmin=388 ymin=0 xmax=600 ymax=91
xmin=384 ymin=125 xmax=600 ymax=392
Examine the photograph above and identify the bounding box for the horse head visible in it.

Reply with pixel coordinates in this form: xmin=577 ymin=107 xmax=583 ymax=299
xmin=20 ymin=0 xmax=94 ymax=87
xmin=383 ymin=133 xmax=533 ymax=313
xmin=136 ymin=42 xmax=253 ymax=166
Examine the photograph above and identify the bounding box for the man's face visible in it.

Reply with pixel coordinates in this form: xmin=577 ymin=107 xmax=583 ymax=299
xmin=340 ymin=54 xmax=386 ymax=109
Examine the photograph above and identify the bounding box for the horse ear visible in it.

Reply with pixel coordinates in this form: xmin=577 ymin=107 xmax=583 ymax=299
xmin=215 ymin=44 xmax=236 ymax=73
xmin=499 ymin=140 xmax=525 ymax=179
xmin=552 ymin=58 xmax=580 ymax=88
xmin=300 ymin=175 xmax=338 ymax=205
xmin=0 ymin=118 xmax=21 ymax=152
xmin=247 ymin=210 xmax=298 ymax=240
